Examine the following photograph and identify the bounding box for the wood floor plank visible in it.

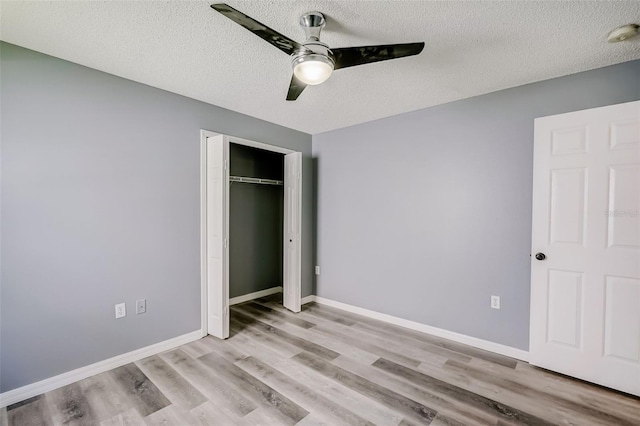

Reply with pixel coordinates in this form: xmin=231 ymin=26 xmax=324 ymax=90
xmin=349 ymin=322 xmax=475 ymax=364
xmin=269 ymin=356 xmax=405 ymax=426
xmin=293 ymin=413 xmax=333 ymax=426
xmin=143 ymin=404 xmax=200 ymax=426
xmin=46 ymin=381 xmax=99 ymax=425
xmin=234 ymin=304 xmax=380 ymax=364
xmin=253 ymin=300 xmax=425 ymax=367
xmin=300 ymin=303 xmax=357 ymax=326
xmin=231 ymin=309 xmax=340 ymax=360
xmin=401 ymin=413 xmax=468 ymax=426
xmin=418 ymin=358 xmax=634 ymax=426
xmin=236 ymin=355 xmax=375 ymax=426
xmin=160 ymin=348 xmax=256 ymax=418
xmin=444 ymin=358 xmax=637 ymax=426
xmin=234 ymin=407 xmax=306 ymax=426
xmin=228 ymin=324 xmax=295 ymax=366
xmin=230 ymin=316 xmax=302 ymax=359
xmin=263 ymin=301 xmax=458 ymax=367
xmin=136 ymin=355 xmax=208 ymax=410
xmin=78 ymin=371 xmax=134 ymax=422
xmin=180 ymin=339 xmax=217 ymax=359
xmin=418 ymin=360 xmax=547 ymax=420
xmin=514 ymin=361 xmax=640 ymax=417
xmin=459 ymin=358 xmax=640 ymax=425
xmin=253 ymin=299 xmax=320 ymax=319
xmin=331 ymin=355 xmax=504 ymax=425
xmin=109 ymin=363 xmax=171 ymax=418
xmin=255 ymin=300 xmax=371 ymax=345
xmin=256 ymin=293 xmax=283 ymax=304
xmin=189 ymin=401 xmax=242 ymax=426
xmin=312 ymin=322 xmax=423 ymax=368
xmin=484 ymin=355 xmax=640 ymax=417
xmin=0 ymin=407 xmax=7 ymax=426
xmin=293 ymin=351 xmax=438 ymax=424
xmin=199 ymin=335 xmax=248 ymax=363
xmin=6 ymin=395 xmax=50 ymax=426
xmin=99 ymin=407 xmax=146 ymax=426
xmin=334 ymin=322 xmax=458 ymax=366
xmin=373 ymin=357 xmax=554 ymax=425
xmin=244 ymin=302 xmax=316 ymax=329
xmin=352 ymin=320 xmax=516 ymax=368
xmin=428 ymin=413 xmax=469 ymax=426
xmin=198 ymin=351 xmax=309 ymax=424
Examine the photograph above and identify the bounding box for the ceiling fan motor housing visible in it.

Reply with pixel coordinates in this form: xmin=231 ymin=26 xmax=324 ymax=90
xmin=292 ymin=11 xmax=335 ymax=71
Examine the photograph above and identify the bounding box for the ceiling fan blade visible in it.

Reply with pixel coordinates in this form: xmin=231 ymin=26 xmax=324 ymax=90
xmin=211 ymin=3 xmax=307 ymax=56
xmin=332 ymin=42 xmax=425 ymax=70
xmin=286 ymin=74 xmax=307 ymax=101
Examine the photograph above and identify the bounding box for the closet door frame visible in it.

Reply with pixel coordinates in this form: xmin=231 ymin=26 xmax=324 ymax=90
xmin=200 ymin=130 xmax=301 ymax=337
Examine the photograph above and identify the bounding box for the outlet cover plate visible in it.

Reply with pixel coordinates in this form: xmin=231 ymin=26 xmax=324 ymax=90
xmin=491 ymin=295 xmax=500 ymax=310
xmin=136 ymin=299 xmax=146 ymax=314
xmin=115 ymin=303 xmax=126 ymax=319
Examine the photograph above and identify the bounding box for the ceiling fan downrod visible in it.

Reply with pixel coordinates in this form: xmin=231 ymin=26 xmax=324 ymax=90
xmin=299 ymin=11 xmax=325 ymax=41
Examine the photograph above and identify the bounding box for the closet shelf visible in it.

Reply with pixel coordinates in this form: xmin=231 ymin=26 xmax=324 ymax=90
xmin=230 ymin=175 xmax=283 ymax=186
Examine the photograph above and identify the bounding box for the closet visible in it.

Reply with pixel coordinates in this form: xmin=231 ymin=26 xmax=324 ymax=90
xmin=229 ymin=144 xmax=284 ymax=301
xmin=201 ymin=132 xmax=302 ymax=339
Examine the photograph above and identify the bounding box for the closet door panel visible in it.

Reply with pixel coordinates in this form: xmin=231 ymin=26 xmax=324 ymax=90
xmin=284 ymin=152 xmax=302 ymax=312
xmin=206 ymin=135 xmax=229 ymax=338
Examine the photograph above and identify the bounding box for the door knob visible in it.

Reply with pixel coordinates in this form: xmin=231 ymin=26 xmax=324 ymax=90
xmin=535 ymin=252 xmax=546 ymax=261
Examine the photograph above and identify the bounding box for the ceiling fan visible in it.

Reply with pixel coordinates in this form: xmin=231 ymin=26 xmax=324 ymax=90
xmin=211 ymin=3 xmax=425 ymax=101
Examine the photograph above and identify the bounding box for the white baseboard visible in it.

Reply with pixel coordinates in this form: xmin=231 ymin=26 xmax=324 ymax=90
xmin=308 ymin=296 xmax=529 ymax=362
xmin=2 ymin=293 xmax=525 ymax=407
xmin=0 ymin=330 xmax=202 ymax=408
xmin=229 ymin=286 xmax=283 ymax=306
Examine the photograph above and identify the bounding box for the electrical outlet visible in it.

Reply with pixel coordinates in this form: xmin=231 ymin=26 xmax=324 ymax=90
xmin=491 ymin=295 xmax=501 ymax=310
xmin=315 ymin=265 xmax=320 ymax=275
xmin=136 ymin=299 xmax=146 ymax=315
xmin=115 ymin=303 xmax=126 ymax=319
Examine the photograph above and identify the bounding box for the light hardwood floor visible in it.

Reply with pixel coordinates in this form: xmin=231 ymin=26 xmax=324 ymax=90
xmin=4 ymin=294 xmax=639 ymax=425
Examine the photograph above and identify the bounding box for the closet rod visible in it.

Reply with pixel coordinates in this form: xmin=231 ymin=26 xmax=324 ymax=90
xmin=229 ymin=175 xmax=283 ymax=186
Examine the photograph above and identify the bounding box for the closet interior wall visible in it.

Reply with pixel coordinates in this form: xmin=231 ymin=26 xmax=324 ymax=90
xmin=229 ymin=143 xmax=284 ymax=299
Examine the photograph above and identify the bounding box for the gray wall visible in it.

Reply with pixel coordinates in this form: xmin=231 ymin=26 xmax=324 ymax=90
xmin=0 ymin=42 xmax=312 ymax=392
xmin=229 ymin=144 xmax=284 ymax=298
xmin=313 ymin=60 xmax=640 ymax=351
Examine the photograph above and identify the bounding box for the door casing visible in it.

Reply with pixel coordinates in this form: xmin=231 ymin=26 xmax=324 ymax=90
xmin=200 ymin=130 xmax=302 ymax=338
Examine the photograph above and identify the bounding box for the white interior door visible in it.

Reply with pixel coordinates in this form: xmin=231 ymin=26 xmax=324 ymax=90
xmin=530 ymin=100 xmax=640 ymax=396
xmin=283 ymin=152 xmax=302 ymax=312
xmin=206 ymin=135 xmax=229 ymax=338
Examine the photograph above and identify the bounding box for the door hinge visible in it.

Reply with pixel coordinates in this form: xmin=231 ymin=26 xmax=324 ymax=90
xmin=224 ymin=238 xmax=228 ymax=248
xmin=224 ymin=306 xmax=228 ymax=315
xmin=224 ymin=160 xmax=228 ymax=170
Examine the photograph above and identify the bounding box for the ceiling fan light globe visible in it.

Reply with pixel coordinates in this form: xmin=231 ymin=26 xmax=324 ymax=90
xmin=292 ymin=54 xmax=334 ymax=85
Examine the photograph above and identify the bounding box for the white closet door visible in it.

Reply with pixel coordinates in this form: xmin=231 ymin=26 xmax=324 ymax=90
xmin=206 ymin=135 xmax=229 ymax=338
xmin=284 ymin=152 xmax=302 ymax=312
xmin=530 ymin=101 xmax=640 ymax=396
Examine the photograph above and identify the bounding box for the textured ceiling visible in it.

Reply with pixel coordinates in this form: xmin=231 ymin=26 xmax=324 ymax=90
xmin=2 ymin=1 xmax=640 ymax=134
